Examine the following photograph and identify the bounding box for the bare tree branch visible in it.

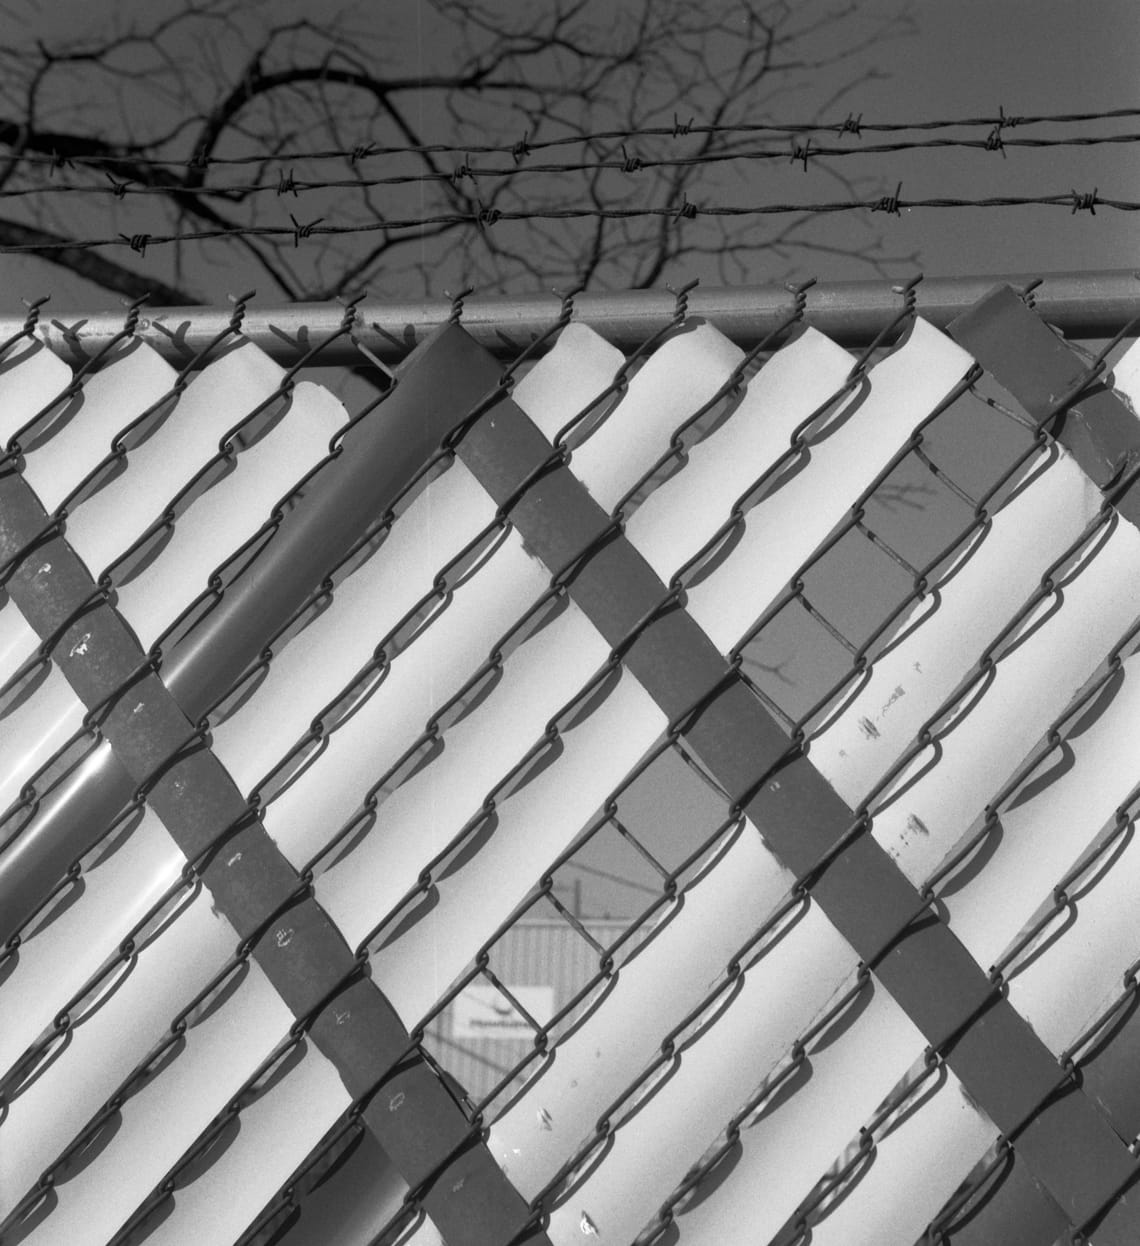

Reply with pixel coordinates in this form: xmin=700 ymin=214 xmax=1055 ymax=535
xmin=0 ymin=213 xmax=198 ymax=303
xmin=0 ymin=0 xmax=915 ymax=303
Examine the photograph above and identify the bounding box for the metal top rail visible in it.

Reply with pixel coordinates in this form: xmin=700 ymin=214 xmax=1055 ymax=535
xmin=4 ymin=270 xmax=1139 ymax=367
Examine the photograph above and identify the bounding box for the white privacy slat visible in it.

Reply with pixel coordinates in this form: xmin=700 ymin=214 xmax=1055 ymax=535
xmin=22 ymin=342 xmax=176 ymax=513
xmin=211 ymin=460 xmax=502 ymax=795
xmin=946 ymin=652 xmax=1140 ymax=973
xmin=802 ymin=1072 xmax=994 ymax=1246
xmin=278 ymin=1132 xmax=412 ymax=1246
xmin=317 ymin=603 xmax=663 ymax=953
xmin=114 ymin=379 xmax=347 ymax=648
xmin=0 ymin=664 xmax=84 ymax=814
xmin=236 ymin=323 xmax=626 ymax=865
xmin=18 ymin=958 xmax=294 ymax=1246
xmin=541 ymin=908 xmax=858 ymax=1246
xmin=872 ymin=516 xmax=1140 ymax=884
xmin=369 ymin=667 xmax=663 ymax=1023
xmin=262 ymin=533 xmax=550 ymax=869
xmin=143 ymin=1038 xmax=351 ymax=1246
xmin=63 ymin=339 xmax=284 ymax=577
xmin=511 ymin=322 xmax=625 ymax=442
xmin=0 ymin=338 xmax=72 ymax=448
xmin=489 ymin=826 xmax=794 ymax=1195
xmin=671 ymin=977 xmax=924 ymax=1246
xmin=0 ymin=601 xmax=38 ymax=692
xmin=0 ymin=893 xmax=236 ymax=1219
xmin=676 ymin=319 xmax=975 ymax=654
xmin=1112 ymin=336 xmax=1140 ymax=410
xmin=0 ymin=805 xmax=183 ymax=1081
xmin=809 ymin=449 xmax=1107 ymax=807
xmin=626 ymin=326 xmax=855 ymax=582
xmin=568 ymin=322 xmax=743 ymax=512
xmin=1003 ymin=791 xmax=1140 ymax=1056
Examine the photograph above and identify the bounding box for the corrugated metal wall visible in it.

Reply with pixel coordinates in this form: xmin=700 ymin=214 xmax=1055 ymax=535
xmin=424 ymin=920 xmax=635 ymax=1107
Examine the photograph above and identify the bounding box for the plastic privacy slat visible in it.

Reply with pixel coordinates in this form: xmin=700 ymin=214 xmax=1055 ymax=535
xmin=61 ymin=339 xmax=285 ymax=577
xmin=510 ymin=322 xmax=625 ymax=442
xmin=274 ymin=1130 xmax=412 ymax=1246
xmin=0 ymin=893 xmax=237 ymax=1219
xmin=627 ymin=326 xmax=855 ymax=582
xmin=0 ymin=664 xmax=84 ymax=814
xmin=239 ymin=323 xmax=628 ymax=868
xmin=313 ymin=600 xmax=615 ymax=941
xmin=1008 ymin=823 xmax=1140 ymax=1057
xmin=0 ymin=337 xmax=72 ymax=449
xmin=0 ymin=602 xmax=38 ymax=693
xmin=488 ymin=825 xmax=794 ymax=1194
xmin=261 ymin=532 xmax=549 ymax=869
xmin=210 ymin=459 xmax=502 ymax=795
xmin=141 ymin=1039 xmax=351 ymax=1246
xmin=809 ymin=449 xmax=1107 ymax=807
xmin=22 ymin=341 xmax=176 ymax=514
xmin=669 ymin=976 xmax=925 ymax=1246
xmin=14 ymin=958 xmax=294 ymax=1245
xmin=677 ymin=319 xmax=974 ymax=653
xmin=0 ymin=335 xmax=77 ymax=679
xmin=1113 ymin=337 xmax=1140 ymax=407
xmin=214 ymin=323 xmax=622 ymax=799
xmin=996 ymin=696 xmax=1140 ymax=1054
xmin=0 ymin=808 xmax=183 ymax=1079
xmin=114 ymin=379 xmax=348 ymax=649
xmin=368 ymin=667 xmax=662 ymax=1023
xmin=567 ymin=321 xmax=743 ymax=512
xmin=541 ymin=908 xmax=858 ymax=1246
xmin=871 ymin=513 xmax=1140 ymax=885
xmin=802 ymin=1070 xmax=995 ymax=1246
xmin=946 ymin=652 xmax=1140 ymax=973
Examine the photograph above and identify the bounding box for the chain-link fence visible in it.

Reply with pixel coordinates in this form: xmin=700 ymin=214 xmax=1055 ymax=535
xmin=1 ymin=276 xmax=1139 ymax=1246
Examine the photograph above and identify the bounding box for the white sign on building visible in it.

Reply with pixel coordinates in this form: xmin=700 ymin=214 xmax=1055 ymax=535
xmin=452 ymin=984 xmax=555 ymax=1040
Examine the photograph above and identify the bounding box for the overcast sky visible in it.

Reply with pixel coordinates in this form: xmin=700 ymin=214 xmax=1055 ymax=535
xmin=1 ymin=0 xmax=1138 ymax=303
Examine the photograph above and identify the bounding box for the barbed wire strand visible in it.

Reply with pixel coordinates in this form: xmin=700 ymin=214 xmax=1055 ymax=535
xmin=8 ymin=104 xmax=1140 ymax=171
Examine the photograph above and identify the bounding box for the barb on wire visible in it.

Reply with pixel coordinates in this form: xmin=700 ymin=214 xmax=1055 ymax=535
xmin=5 ymin=189 xmax=1140 ymax=258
